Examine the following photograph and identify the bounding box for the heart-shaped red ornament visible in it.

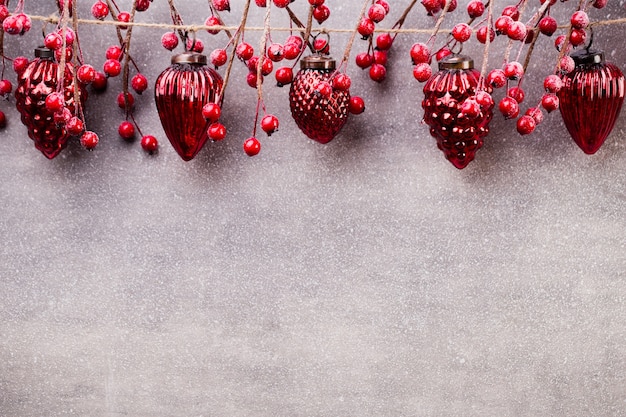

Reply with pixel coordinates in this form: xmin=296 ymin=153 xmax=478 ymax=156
xmin=289 ymin=55 xmax=350 ymax=144
xmin=558 ymin=49 xmax=625 ymax=154
xmin=155 ymin=53 xmax=223 ymax=161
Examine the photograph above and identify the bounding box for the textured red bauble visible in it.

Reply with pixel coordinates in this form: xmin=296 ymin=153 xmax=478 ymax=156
xmin=421 ymin=55 xmax=493 ymax=169
xmin=558 ymin=49 xmax=625 ymax=154
xmin=289 ymin=55 xmax=350 ymax=144
xmin=154 ymin=53 xmax=223 ymax=161
xmin=15 ymin=47 xmax=86 ymax=159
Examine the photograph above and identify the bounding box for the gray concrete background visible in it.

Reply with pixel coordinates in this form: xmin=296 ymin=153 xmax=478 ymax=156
xmin=1 ymin=1 xmax=626 ymax=416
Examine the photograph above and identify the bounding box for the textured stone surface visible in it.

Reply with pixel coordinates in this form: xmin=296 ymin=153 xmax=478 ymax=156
xmin=1 ymin=1 xmax=626 ymax=416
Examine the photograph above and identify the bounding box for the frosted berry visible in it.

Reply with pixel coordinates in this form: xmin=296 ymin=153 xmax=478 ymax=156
xmin=202 ymin=102 xmax=221 ymax=122
xmin=559 ymin=56 xmax=575 ymax=74
xmin=461 ymin=98 xmax=481 ymax=118
xmin=376 ymin=0 xmax=390 ymax=13
xmin=525 ymin=107 xmax=543 ymax=124
xmin=498 ymin=96 xmax=520 ymax=119
xmin=373 ymin=50 xmax=388 ymax=66
xmin=246 ymin=72 xmax=261 ymax=88
xmin=267 ymin=43 xmax=284 ymax=62
xmin=136 ymin=0 xmax=151 ymax=11
xmin=236 ymin=42 xmax=254 ymax=60
xmin=59 ymin=28 xmax=75 ymax=45
xmin=517 ymin=115 xmax=536 ymax=135
xmin=467 ymin=0 xmax=484 ymax=18
xmin=494 ymin=15 xmax=513 ymax=35
xmin=210 ymin=48 xmax=228 ymax=68
xmin=16 ymin=13 xmax=31 ymax=35
xmin=0 ymin=5 xmax=8 ymax=23
xmin=54 ymin=108 xmax=72 ymax=126
xmin=356 ymin=52 xmax=374 ymax=69
xmin=3 ymin=15 xmax=23 ymax=35
xmin=44 ymin=32 xmax=63 ymax=50
xmin=103 ymin=59 xmax=122 ymax=77
xmin=273 ymin=0 xmax=290 ymax=7
xmin=413 ymin=63 xmax=432 ymax=82
xmin=476 ymin=26 xmax=495 ymax=44
xmin=539 ymin=16 xmax=557 ymax=36
xmin=313 ymin=38 xmax=330 ymax=54
xmin=309 ymin=0 xmax=325 ymax=5
xmin=106 ymin=45 xmax=123 ymax=60
xmin=369 ymin=64 xmax=386 ymax=82
xmin=256 ymin=0 xmax=267 ymax=6
xmin=570 ymin=11 xmax=589 ymax=29
xmin=13 ymin=56 xmax=29 ymax=74
xmin=205 ymin=16 xmax=221 ymax=35
xmin=357 ymin=18 xmax=375 ymax=38
xmin=117 ymin=92 xmax=135 ymax=109
xmin=435 ymin=47 xmax=452 ymax=62
xmin=261 ymin=114 xmax=279 ymax=136
xmin=131 ymin=74 xmax=148 ymax=94
xmin=275 ymin=67 xmax=293 ymax=86
xmin=368 ymin=4 xmax=386 ymax=23
xmin=45 ymin=92 xmax=65 ymax=112
xmin=92 ymin=1 xmax=109 ymax=19
xmin=283 ymin=42 xmax=301 ymax=60
xmin=501 ymin=5 xmax=520 ymax=20
xmin=475 ymin=90 xmax=494 ymax=109
xmin=92 ymin=71 xmax=108 ymax=92
xmin=569 ymin=29 xmax=586 ymax=47
xmin=507 ymin=86 xmax=525 ymax=103
xmin=313 ymin=4 xmax=331 ymax=24
xmin=487 ymin=69 xmax=506 ymax=88
xmin=67 ymin=116 xmax=84 ymax=136
xmin=349 ymin=96 xmax=365 ymax=114
xmin=243 ymin=137 xmax=261 ymax=156
xmin=503 ymin=61 xmax=523 ymax=80
xmin=80 ymin=131 xmax=99 ymax=150
xmin=314 ymin=81 xmax=332 ymax=98
xmin=117 ymin=11 xmax=131 ymax=30
xmin=376 ymin=33 xmax=393 ymax=51
xmin=592 ymin=0 xmax=607 ymax=8
xmin=141 ymin=135 xmax=158 ymax=153
xmin=410 ymin=43 xmax=431 ymax=64
xmin=55 ymin=47 xmax=73 ymax=63
xmin=332 ymin=73 xmax=351 ymax=91
xmin=452 ymin=23 xmax=472 ymax=43
xmin=208 ymin=123 xmax=226 ymax=141
xmin=186 ymin=38 xmax=204 ymax=53
xmin=75 ymin=65 xmax=94 ymax=85
xmin=0 ymin=79 xmax=12 ymax=96
xmin=213 ymin=0 xmax=231 ymax=12
xmin=421 ymin=0 xmax=442 ymax=15
xmin=118 ymin=120 xmax=135 ymax=140
xmin=507 ymin=21 xmax=527 ymax=41
xmin=543 ymin=74 xmax=562 ymax=93
xmin=554 ymin=34 xmax=566 ymax=51
xmin=161 ymin=32 xmax=179 ymax=50
xmin=541 ymin=93 xmax=559 ymax=112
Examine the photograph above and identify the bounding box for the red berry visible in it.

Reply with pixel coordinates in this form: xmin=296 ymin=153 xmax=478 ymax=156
xmin=243 ymin=137 xmax=261 ymax=156
xmin=452 ymin=23 xmax=472 ymax=43
xmin=131 ymin=74 xmax=148 ymax=94
xmin=494 ymin=15 xmax=513 ymax=35
xmin=80 ymin=131 xmax=99 ymax=150
xmin=410 ymin=42 xmax=431 ymax=64
xmin=313 ymin=4 xmax=331 ymax=24
xmin=59 ymin=28 xmax=75 ymax=45
xmin=186 ymin=38 xmax=204 ymax=53
xmin=571 ymin=10 xmax=589 ymax=29
xmin=141 ymin=135 xmax=158 ymax=153
xmin=103 ymin=59 xmax=122 ymax=77
xmin=507 ymin=21 xmax=527 ymax=41
xmin=55 ymin=47 xmax=73 ymax=63
xmin=283 ymin=42 xmax=301 ymax=60
xmin=541 ymin=93 xmax=559 ymax=112
xmin=475 ymin=90 xmax=494 ymax=109
xmin=517 ymin=115 xmax=536 ymax=135
xmin=446 ymin=0 xmax=458 ymax=13
xmin=309 ymin=0 xmax=325 ymax=5
xmin=202 ymin=102 xmax=221 ymax=122
xmin=136 ymin=0 xmax=151 ymax=11
xmin=208 ymin=123 xmax=227 ymax=141
xmin=246 ymin=72 xmax=261 ymax=88
xmin=369 ymin=63 xmax=386 ymax=82
xmin=476 ymin=26 xmax=495 ymax=44
xmin=368 ymin=4 xmax=386 ymax=23
xmin=375 ymin=33 xmax=393 ymax=51
xmin=498 ymin=96 xmax=520 ymax=119
xmin=559 ymin=56 xmax=575 ymax=74
xmin=313 ymin=38 xmax=330 ymax=54
xmin=592 ymin=0 xmax=607 ymax=8
xmin=255 ymin=0 xmax=267 ymax=6
xmin=161 ymin=32 xmax=179 ymax=51
xmin=569 ymin=28 xmax=586 ymax=47
xmin=314 ymin=81 xmax=332 ymax=98
xmin=117 ymin=11 xmax=131 ymax=30
xmin=413 ymin=63 xmax=432 ymax=82
xmin=332 ymin=73 xmax=351 ymax=91
xmin=0 ymin=5 xmax=8 ymax=23
xmin=467 ymin=0 xmax=484 ymax=18
xmin=261 ymin=114 xmax=279 ymax=136
xmin=357 ymin=18 xmax=375 ymax=38
xmin=44 ymin=32 xmax=63 ymax=50
xmin=77 ymin=64 xmax=96 ymax=84
xmin=16 ymin=13 xmax=31 ymax=35
xmin=501 ymin=5 xmax=520 ymax=21
xmin=210 ymin=48 xmax=228 ymax=68
xmin=92 ymin=71 xmax=108 ymax=92
xmin=355 ymin=52 xmax=374 ymax=69
xmin=118 ymin=120 xmax=135 ymax=140
xmin=539 ymin=16 xmax=557 ymax=36
xmin=91 ymin=1 xmax=109 ymax=19
xmin=0 ymin=111 xmax=6 ymax=128
xmin=54 ymin=108 xmax=72 ymax=126
xmin=435 ymin=47 xmax=452 ymax=62
xmin=106 ymin=45 xmax=123 ymax=60
xmin=503 ymin=61 xmax=524 ymax=80
xmin=376 ymin=0 xmax=390 ymax=13
xmin=487 ymin=69 xmax=507 ymax=88
xmin=117 ymin=92 xmax=135 ymax=109
xmin=45 ymin=92 xmax=65 ymax=112
xmin=275 ymin=67 xmax=293 ymax=86
xmin=267 ymin=43 xmax=284 ymax=62
xmin=273 ymin=0 xmax=290 ymax=7
xmin=3 ymin=16 xmax=22 ymax=35
xmin=349 ymin=96 xmax=365 ymax=115
xmin=373 ymin=50 xmax=387 ymax=66
xmin=205 ymin=16 xmax=221 ymax=35
xmin=286 ymin=35 xmax=304 ymax=50
xmin=507 ymin=86 xmax=525 ymax=103
xmin=13 ymin=56 xmax=29 ymax=74
xmin=525 ymin=107 xmax=544 ymax=124
xmin=67 ymin=116 xmax=84 ymax=136
xmin=236 ymin=42 xmax=254 ymax=60
xmin=213 ymin=0 xmax=231 ymax=12
xmin=421 ymin=0 xmax=441 ymax=15
xmin=543 ymin=74 xmax=562 ymax=93
xmin=0 ymin=79 xmax=12 ymax=96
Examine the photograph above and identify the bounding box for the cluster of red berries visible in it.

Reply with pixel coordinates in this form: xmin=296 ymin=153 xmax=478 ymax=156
xmin=0 ymin=0 xmax=31 ymax=37
xmin=355 ymin=0 xmax=392 ymax=83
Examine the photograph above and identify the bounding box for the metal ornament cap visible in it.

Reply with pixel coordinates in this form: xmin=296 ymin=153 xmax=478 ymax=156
xmin=171 ymin=52 xmax=208 ymax=65
xmin=570 ymin=49 xmax=604 ymax=66
xmin=300 ymin=55 xmax=336 ymax=70
xmin=438 ymin=54 xmax=474 ymax=71
xmin=34 ymin=46 xmax=55 ymax=60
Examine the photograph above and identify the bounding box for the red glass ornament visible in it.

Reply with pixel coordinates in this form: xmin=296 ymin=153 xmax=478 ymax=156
xmin=154 ymin=53 xmax=223 ymax=161
xmin=558 ymin=49 xmax=625 ymax=154
xmin=289 ymin=55 xmax=350 ymax=144
xmin=422 ymin=55 xmax=492 ymax=169
xmin=15 ymin=47 xmax=86 ymax=159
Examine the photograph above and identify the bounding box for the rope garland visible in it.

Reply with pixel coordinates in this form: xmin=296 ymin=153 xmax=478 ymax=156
xmin=25 ymin=14 xmax=626 ymax=35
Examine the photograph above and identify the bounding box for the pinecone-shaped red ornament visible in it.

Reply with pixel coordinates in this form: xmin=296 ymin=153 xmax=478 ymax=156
xmin=558 ymin=49 xmax=625 ymax=154
xmin=289 ymin=55 xmax=350 ymax=144
xmin=155 ymin=52 xmax=223 ymax=161
xmin=15 ymin=46 xmax=86 ymax=159
xmin=422 ymin=55 xmax=492 ymax=169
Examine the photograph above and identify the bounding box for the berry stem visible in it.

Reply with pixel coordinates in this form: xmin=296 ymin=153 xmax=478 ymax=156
xmin=121 ymin=2 xmax=137 ymax=118
xmin=340 ymin=0 xmax=371 ymax=68
xmin=391 ymin=0 xmax=418 ymax=39
xmin=256 ymin=0 xmax=271 ymax=100
xmin=554 ymin=0 xmax=587 ymax=73
xmin=285 ymin=5 xmax=314 ymax=54
xmin=218 ymin=0 xmax=252 ymax=102
xmin=56 ymin=0 xmax=70 ymax=94
xmin=166 ymin=0 xmax=188 ymax=48
xmin=427 ymin=0 xmax=454 ymax=46
xmin=479 ymin=0 xmax=494 ymax=80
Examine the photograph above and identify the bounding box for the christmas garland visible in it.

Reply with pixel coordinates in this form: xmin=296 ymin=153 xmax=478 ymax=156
xmin=1 ymin=0 xmax=625 ymax=168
